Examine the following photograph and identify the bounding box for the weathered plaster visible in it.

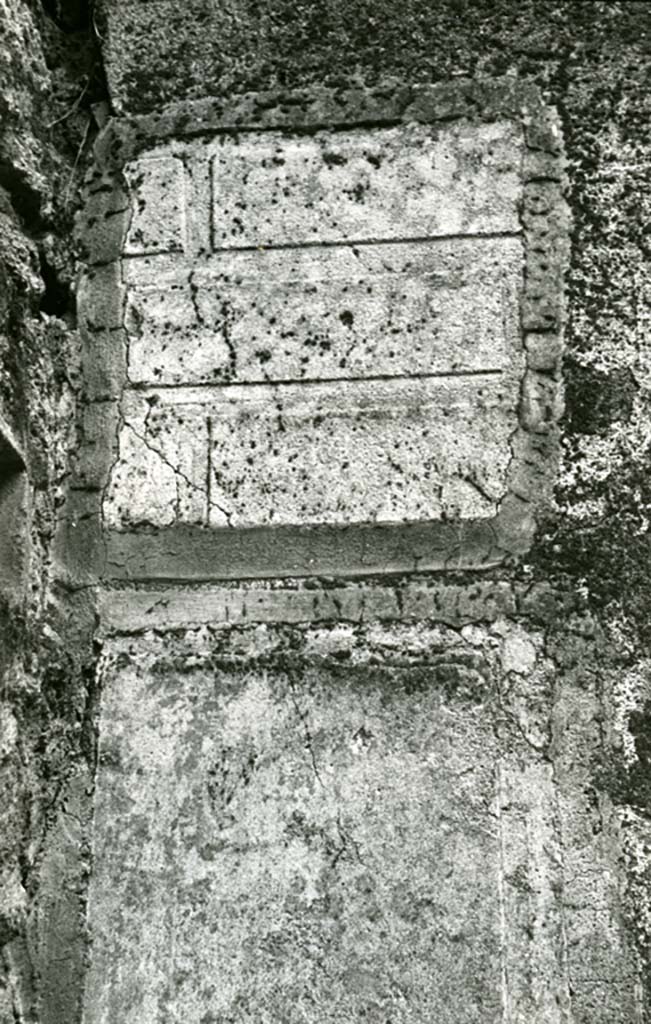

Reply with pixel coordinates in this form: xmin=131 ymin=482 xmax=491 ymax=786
xmin=83 ymin=604 xmax=640 ymax=1023
xmin=75 ymin=78 xmax=567 ymax=579
xmin=4 ymin=3 xmax=644 ymax=1023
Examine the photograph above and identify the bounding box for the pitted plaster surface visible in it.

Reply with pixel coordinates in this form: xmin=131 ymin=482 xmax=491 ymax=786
xmin=122 ymin=237 xmax=522 ymax=386
xmin=124 ymin=155 xmax=187 ymax=255
xmin=207 ymin=122 xmax=523 ymax=246
xmin=103 ymin=118 xmax=532 ymax=537
xmin=105 ymin=375 xmax=516 ymax=529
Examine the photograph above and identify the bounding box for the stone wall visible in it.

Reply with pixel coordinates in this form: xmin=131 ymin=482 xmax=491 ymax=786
xmin=0 ymin=2 xmax=101 ymax=1021
xmin=2 ymin=1 xmax=651 ymax=1022
xmin=76 ymin=2 xmax=651 ymax=1019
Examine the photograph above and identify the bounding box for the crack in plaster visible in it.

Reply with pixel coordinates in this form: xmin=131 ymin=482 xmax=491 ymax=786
xmin=287 ymin=673 xmax=325 ymax=790
xmin=123 ymin=418 xmax=234 ymax=527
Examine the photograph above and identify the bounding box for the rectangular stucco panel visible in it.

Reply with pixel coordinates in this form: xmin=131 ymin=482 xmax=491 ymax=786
xmin=100 ymin=118 xmax=532 ymax=548
xmin=83 ymin=628 xmax=570 ymax=1024
xmin=105 ymin=376 xmax=515 ymax=529
xmin=77 ymin=80 xmax=567 ymax=578
xmin=122 ymin=237 xmax=522 ymax=387
xmin=206 ymin=123 xmax=522 ymax=247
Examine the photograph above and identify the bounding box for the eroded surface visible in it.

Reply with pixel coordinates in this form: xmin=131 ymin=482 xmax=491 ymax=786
xmin=84 ymin=624 xmax=570 ymax=1024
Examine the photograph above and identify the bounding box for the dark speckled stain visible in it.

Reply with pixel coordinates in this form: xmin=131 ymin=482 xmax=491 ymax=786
xmin=322 ymin=150 xmax=347 ymax=167
xmin=565 ymin=359 xmax=638 ymax=436
xmin=621 ymin=701 xmax=651 ymax=813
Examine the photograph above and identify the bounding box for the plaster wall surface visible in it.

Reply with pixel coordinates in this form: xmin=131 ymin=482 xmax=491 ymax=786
xmin=84 ymin=595 xmax=641 ymax=1024
xmin=2 ymin=4 xmax=651 ymax=1024
xmin=56 ymin=5 xmax=651 ymax=1024
xmin=85 ymin=624 xmax=558 ymax=1024
xmin=72 ymin=71 xmax=642 ymax=1024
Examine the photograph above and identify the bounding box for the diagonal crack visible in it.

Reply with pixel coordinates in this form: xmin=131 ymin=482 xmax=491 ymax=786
xmin=125 ymin=418 xmax=234 ymax=526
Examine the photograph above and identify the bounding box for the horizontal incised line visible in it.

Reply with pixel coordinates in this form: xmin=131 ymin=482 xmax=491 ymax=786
xmin=210 ymin=229 xmax=521 ymax=255
xmin=126 ymin=368 xmax=505 ymax=393
xmin=121 ymin=229 xmax=521 ymax=261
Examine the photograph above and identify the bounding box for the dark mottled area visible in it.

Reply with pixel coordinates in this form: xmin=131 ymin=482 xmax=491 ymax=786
xmin=564 ymin=361 xmax=638 ymax=436
xmin=0 ymin=1 xmax=103 ymax=1021
xmin=98 ymin=1 xmax=650 ymax=114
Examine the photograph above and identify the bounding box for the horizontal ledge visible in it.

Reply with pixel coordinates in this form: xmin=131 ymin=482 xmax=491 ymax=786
xmin=102 ymin=515 xmax=531 ymax=583
xmin=97 ymin=580 xmax=518 ymax=633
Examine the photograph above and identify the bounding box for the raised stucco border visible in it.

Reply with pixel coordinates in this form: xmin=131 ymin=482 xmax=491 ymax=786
xmin=71 ymin=75 xmax=569 ymax=583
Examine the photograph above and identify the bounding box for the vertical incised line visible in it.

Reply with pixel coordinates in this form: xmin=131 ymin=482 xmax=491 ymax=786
xmin=208 ymin=154 xmax=216 ymax=254
xmin=496 ymin=763 xmax=510 ymax=1024
xmin=206 ymin=415 xmax=213 ymax=526
xmin=552 ymin=780 xmax=575 ymax=1023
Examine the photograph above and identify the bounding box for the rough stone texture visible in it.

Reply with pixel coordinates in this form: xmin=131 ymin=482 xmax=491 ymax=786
xmin=0 ymin=2 xmax=101 ymax=1022
xmin=3 ymin=2 xmax=651 ymax=1024
xmin=0 ymin=410 xmax=28 ymax=591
